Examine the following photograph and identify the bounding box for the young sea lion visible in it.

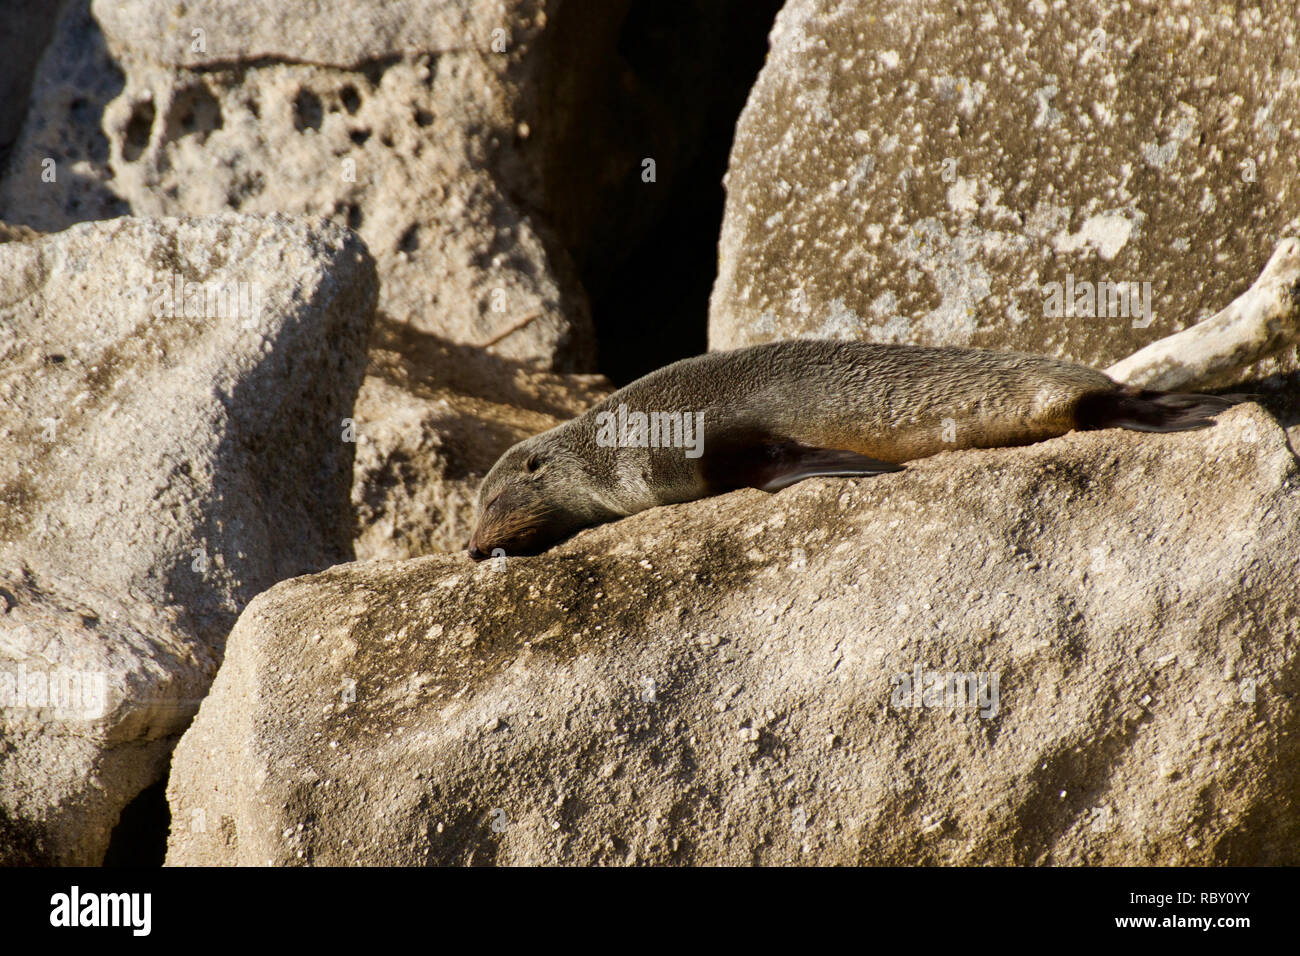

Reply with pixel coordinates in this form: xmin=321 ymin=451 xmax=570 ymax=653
xmin=467 ymin=340 xmax=1242 ymax=559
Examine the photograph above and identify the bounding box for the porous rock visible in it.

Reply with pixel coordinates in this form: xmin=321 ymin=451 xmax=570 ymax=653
xmin=2 ymin=0 xmax=594 ymax=369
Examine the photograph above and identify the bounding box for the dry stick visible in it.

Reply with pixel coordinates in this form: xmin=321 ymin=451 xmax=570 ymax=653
xmin=479 ymin=310 xmax=543 ymax=349
xmin=1105 ymin=237 xmax=1300 ymax=391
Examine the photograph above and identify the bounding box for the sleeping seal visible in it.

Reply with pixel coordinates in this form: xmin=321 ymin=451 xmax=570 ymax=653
xmin=468 ymin=340 xmax=1241 ymax=558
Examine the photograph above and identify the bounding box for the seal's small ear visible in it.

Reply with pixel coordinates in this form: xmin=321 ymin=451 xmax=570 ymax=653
xmin=704 ymin=433 xmax=903 ymax=493
xmin=525 ymin=453 xmax=542 ymax=472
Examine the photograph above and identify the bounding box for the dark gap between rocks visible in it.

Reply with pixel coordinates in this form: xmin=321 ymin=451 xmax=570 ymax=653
xmin=0 ymin=0 xmax=63 ymax=169
xmin=585 ymin=0 xmax=784 ymax=386
xmin=103 ymin=780 xmax=170 ymax=867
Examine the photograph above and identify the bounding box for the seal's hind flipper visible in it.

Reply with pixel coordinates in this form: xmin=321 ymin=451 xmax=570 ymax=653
xmin=721 ymin=439 xmax=903 ymax=493
xmin=1074 ymin=387 xmax=1248 ymax=433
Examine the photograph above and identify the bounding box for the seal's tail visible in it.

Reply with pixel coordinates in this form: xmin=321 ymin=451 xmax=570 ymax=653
xmin=1074 ymin=386 xmax=1251 ymax=433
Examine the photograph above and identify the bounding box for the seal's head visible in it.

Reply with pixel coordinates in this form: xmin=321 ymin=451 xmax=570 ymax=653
xmin=468 ymin=430 xmax=616 ymax=560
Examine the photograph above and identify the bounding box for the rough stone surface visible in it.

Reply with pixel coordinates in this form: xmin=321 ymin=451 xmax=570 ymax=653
xmin=94 ymin=0 xmax=524 ymax=69
xmin=2 ymin=0 xmax=774 ymax=374
xmin=0 ymin=213 xmax=375 ymax=864
xmin=0 ymin=0 xmax=129 ymax=228
xmin=167 ymin=404 xmax=1298 ymax=865
xmin=1 ymin=0 xmax=597 ymax=369
xmin=352 ymin=316 xmax=609 ymax=560
xmin=710 ymin=0 xmax=1300 ymax=383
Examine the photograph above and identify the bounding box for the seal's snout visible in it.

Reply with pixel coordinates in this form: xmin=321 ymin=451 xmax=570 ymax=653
xmin=466 ymin=528 xmax=490 ymax=560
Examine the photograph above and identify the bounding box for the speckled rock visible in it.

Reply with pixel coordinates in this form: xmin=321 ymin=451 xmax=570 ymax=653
xmin=167 ymin=403 xmax=1298 ymax=865
xmin=710 ymin=0 xmax=1300 ymax=381
xmin=0 ymin=213 xmax=375 ymax=864
xmin=351 ymin=317 xmax=610 ymax=560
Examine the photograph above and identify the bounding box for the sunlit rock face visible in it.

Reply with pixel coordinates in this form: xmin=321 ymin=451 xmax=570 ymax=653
xmin=168 ymin=405 xmax=1300 ymax=865
xmin=710 ymin=0 xmax=1300 ymax=384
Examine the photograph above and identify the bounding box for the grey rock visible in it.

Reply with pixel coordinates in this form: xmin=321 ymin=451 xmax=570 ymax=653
xmin=166 ymin=404 xmax=1299 ymax=865
xmin=2 ymin=0 xmax=595 ymax=369
xmin=0 ymin=213 xmax=375 ymax=863
xmin=710 ymin=0 xmax=1300 ymax=383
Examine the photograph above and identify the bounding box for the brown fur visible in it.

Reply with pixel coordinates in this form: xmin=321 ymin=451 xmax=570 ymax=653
xmin=469 ymin=340 xmax=1239 ymax=558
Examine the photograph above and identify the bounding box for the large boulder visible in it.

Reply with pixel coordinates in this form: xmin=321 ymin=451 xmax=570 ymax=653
xmin=0 ymin=213 xmax=375 ymax=864
xmin=710 ymin=0 xmax=1300 ymax=379
xmin=166 ymin=404 xmax=1298 ymax=865
xmin=0 ymin=0 xmax=597 ymax=368
xmin=1 ymin=0 xmax=783 ymax=374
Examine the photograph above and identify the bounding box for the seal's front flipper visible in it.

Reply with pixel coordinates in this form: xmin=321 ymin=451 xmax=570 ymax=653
xmin=753 ymin=445 xmax=903 ymax=492
xmin=702 ymin=432 xmax=903 ymax=494
xmin=711 ymin=438 xmax=898 ymax=493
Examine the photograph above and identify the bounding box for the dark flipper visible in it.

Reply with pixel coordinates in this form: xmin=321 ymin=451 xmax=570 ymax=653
xmin=752 ymin=445 xmax=904 ymax=491
xmin=1074 ymin=386 xmax=1250 ymax=433
xmin=704 ymin=433 xmax=903 ymax=494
